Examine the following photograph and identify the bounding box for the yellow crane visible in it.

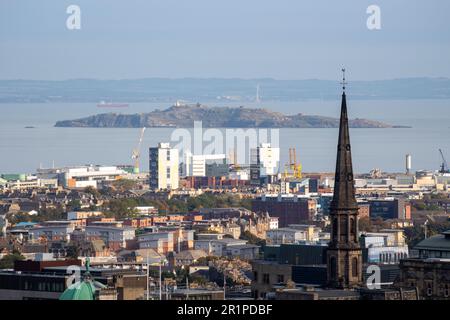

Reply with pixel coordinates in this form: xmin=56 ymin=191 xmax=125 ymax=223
xmin=285 ymin=147 xmax=302 ymax=180
xmin=131 ymin=127 xmax=146 ymax=173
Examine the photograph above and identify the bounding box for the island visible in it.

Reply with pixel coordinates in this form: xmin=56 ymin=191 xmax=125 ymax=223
xmin=54 ymin=104 xmax=407 ymax=128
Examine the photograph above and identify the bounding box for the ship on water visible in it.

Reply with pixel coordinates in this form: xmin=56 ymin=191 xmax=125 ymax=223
xmin=97 ymin=101 xmax=129 ymax=108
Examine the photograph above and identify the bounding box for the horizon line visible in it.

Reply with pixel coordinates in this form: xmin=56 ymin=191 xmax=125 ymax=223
xmin=0 ymin=76 xmax=449 ymax=82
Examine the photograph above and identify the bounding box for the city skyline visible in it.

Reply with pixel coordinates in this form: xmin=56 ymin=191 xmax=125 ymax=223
xmin=1 ymin=1 xmax=450 ymax=306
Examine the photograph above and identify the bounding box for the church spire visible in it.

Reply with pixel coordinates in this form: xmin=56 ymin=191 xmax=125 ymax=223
xmin=330 ymin=69 xmax=357 ymax=211
xmin=327 ymin=69 xmax=363 ymax=289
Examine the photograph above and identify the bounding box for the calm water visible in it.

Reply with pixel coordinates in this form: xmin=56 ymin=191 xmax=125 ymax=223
xmin=0 ymin=99 xmax=449 ymax=174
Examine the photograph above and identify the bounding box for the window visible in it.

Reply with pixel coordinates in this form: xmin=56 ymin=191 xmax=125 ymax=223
xmin=339 ymin=217 xmax=347 ymax=241
xmin=330 ymin=257 xmax=337 ymax=280
xmin=332 ymin=218 xmax=338 ymax=239
xmin=262 ymin=273 xmax=270 ymax=284
xmin=427 ymin=283 xmax=433 ymax=296
xmin=350 ymin=217 xmax=355 ymax=237
xmin=277 ymin=275 xmax=285 ymax=283
xmin=352 ymin=257 xmax=358 ymax=278
xmin=444 ymin=285 xmax=449 ymax=298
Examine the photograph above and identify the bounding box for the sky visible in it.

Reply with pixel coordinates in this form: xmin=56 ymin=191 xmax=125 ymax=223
xmin=1 ymin=0 xmax=450 ymax=80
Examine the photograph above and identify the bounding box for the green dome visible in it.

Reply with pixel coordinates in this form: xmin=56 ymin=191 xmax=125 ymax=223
xmin=59 ymin=276 xmax=107 ymax=300
xmin=59 ymin=279 xmax=97 ymax=300
xmin=59 ymin=259 xmax=107 ymax=300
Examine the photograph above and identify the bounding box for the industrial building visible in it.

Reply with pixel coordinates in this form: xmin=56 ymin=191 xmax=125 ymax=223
xmin=37 ymin=165 xmax=127 ymax=189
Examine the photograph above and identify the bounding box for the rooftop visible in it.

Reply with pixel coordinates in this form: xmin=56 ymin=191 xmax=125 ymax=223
xmin=414 ymin=230 xmax=450 ymax=251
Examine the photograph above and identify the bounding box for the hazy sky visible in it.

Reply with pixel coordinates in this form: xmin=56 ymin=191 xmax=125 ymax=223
xmin=1 ymin=0 xmax=449 ymax=80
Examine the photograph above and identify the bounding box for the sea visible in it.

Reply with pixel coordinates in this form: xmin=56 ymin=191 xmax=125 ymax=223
xmin=0 ymin=99 xmax=449 ymax=174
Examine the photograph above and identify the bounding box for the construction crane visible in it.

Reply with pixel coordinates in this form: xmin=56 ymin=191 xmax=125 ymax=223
xmin=439 ymin=149 xmax=450 ymax=173
xmin=131 ymin=127 xmax=146 ymax=174
xmin=284 ymin=148 xmax=302 ymax=180
xmin=229 ymin=147 xmax=242 ymax=171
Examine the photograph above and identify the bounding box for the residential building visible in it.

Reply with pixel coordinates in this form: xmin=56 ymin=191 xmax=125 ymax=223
xmin=29 ymin=221 xmax=78 ymax=242
xmin=173 ymin=249 xmax=208 ymax=266
xmin=251 ymin=260 xmax=292 ymax=299
xmin=149 ymin=143 xmax=179 ymax=190
xmin=85 ymin=225 xmax=135 ymax=251
xmin=67 ymin=211 xmax=103 ymax=220
xmin=266 ymin=225 xmax=322 ymax=245
xmin=137 ymin=229 xmax=194 ymax=254
xmin=194 ymin=238 xmax=248 ymax=257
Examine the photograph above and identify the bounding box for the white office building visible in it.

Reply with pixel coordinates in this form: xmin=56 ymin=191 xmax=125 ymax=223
xmin=250 ymin=143 xmax=280 ymax=185
xmin=183 ymin=152 xmax=227 ymax=177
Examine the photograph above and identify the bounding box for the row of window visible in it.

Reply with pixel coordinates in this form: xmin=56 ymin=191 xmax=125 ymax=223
xmin=378 ymin=252 xmax=407 ymax=263
xmin=12 ymin=279 xmax=65 ymax=292
xmin=254 ymin=271 xmax=285 ymax=285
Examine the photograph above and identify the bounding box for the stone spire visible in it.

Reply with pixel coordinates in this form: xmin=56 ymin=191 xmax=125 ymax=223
xmin=326 ymin=69 xmax=363 ymax=289
xmin=330 ymin=75 xmax=358 ymax=211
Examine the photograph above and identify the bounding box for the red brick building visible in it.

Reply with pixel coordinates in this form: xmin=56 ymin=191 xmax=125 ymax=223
xmin=252 ymin=195 xmax=316 ymax=227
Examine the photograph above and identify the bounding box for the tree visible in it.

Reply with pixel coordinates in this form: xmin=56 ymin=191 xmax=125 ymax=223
xmin=66 ymin=245 xmax=80 ymax=259
xmin=358 ymin=216 xmax=373 ymax=232
xmin=240 ymin=231 xmax=266 ymax=246
xmin=67 ymin=200 xmax=82 ymax=211
xmin=371 ymin=217 xmax=389 ymax=231
xmin=0 ymin=252 xmax=25 ymax=269
xmin=106 ymin=198 xmax=139 ymax=219
xmin=189 ymin=274 xmax=209 ymax=286
xmin=84 ymin=186 xmax=100 ymax=198
xmin=111 ymin=179 xmax=138 ymax=192
xmin=404 ymin=220 xmax=450 ymax=247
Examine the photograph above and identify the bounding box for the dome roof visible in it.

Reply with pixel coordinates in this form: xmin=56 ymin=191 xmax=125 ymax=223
xmin=59 ymin=279 xmax=97 ymax=300
xmin=59 ymin=258 xmax=106 ymax=300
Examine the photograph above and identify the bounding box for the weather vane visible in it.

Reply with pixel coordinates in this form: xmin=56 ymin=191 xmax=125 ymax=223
xmin=341 ymin=68 xmax=347 ymax=92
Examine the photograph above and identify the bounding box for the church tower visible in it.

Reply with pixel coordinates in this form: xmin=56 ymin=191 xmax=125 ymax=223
xmin=326 ymin=70 xmax=363 ymax=289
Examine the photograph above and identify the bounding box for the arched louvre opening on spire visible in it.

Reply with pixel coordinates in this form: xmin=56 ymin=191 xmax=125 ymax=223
xmin=352 ymin=257 xmax=358 ymax=278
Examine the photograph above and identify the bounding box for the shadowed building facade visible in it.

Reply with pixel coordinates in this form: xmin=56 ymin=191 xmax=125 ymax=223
xmin=326 ymin=73 xmax=363 ymax=289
